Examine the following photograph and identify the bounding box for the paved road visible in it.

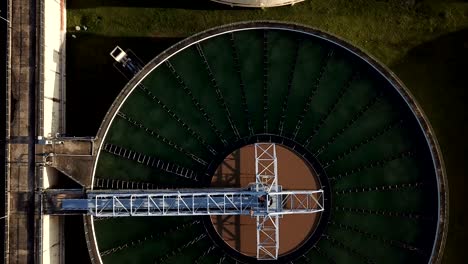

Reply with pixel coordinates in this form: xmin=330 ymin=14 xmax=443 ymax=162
xmin=6 ymin=0 xmax=40 ymax=263
xmin=1 ymin=0 xmax=10 ymax=260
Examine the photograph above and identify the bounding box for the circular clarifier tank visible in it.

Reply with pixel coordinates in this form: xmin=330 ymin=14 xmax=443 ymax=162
xmin=86 ymin=21 xmax=447 ymax=264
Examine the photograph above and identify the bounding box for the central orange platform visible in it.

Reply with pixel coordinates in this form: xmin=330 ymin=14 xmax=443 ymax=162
xmin=210 ymin=144 xmax=321 ymax=257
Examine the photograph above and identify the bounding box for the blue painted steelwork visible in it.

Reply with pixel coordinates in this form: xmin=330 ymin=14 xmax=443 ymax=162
xmin=61 ymin=188 xmax=324 ymax=217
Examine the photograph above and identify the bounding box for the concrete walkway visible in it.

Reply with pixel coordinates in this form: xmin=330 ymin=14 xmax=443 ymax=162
xmin=211 ymin=0 xmax=305 ymax=7
xmin=6 ymin=0 xmax=40 ymax=262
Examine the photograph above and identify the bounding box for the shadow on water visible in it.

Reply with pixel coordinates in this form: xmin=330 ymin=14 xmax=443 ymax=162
xmin=65 ymin=34 xmax=184 ymax=264
xmin=66 ymin=33 xmax=184 ymax=136
xmin=212 ymin=150 xmax=242 ymax=251
xmin=67 ymin=0 xmax=247 ymax=10
xmin=65 ymin=216 xmax=92 ymax=264
xmin=391 ymin=29 xmax=468 ymax=263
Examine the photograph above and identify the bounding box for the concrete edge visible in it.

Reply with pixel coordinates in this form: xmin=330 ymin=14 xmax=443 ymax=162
xmin=83 ymin=215 xmax=101 ymax=264
xmin=36 ymin=0 xmax=45 ymax=262
xmin=3 ymin=0 xmax=12 ymax=262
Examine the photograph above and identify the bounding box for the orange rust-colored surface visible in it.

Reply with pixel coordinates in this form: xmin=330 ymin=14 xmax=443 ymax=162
xmin=210 ymin=144 xmax=321 ymax=257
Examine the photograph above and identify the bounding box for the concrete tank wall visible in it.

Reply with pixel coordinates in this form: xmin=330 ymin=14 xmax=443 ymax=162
xmin=42 ymin=0 xmax=66 ymax=136
xmin=41 ymin=0 xmax=66 ymax=263
xmin=210 ymin=0 xmax=305 ymax=8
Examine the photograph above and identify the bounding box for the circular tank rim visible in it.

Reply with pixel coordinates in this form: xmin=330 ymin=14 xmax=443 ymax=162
xmin=84 ymin=20 xmax=448 ymax=264
xmin=209 ymin=0 xmax=306 ymax=8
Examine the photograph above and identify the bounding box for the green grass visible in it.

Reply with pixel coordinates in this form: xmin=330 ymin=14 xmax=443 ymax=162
xmin=67 ymin=0 xmax=468 ymax=65
xmin=67 ymin=0 xmax=468 ymax=263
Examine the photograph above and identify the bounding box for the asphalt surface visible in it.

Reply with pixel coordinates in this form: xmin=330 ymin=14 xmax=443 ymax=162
xmin=5 ymin=0 xmax=39 ymax=263
xmin=1 ymin=0 xmax=9 ymax=260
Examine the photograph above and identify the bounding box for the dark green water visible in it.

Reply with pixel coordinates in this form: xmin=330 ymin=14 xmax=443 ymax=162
xmin=92 ymin=28 xmax=440 ymax=263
